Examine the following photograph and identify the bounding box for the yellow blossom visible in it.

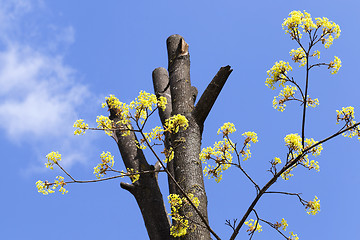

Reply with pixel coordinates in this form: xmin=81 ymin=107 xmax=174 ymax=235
xmin=143 ymin=126 xmax=164 ymax=143
xmin=217 ymin=122 xmax=236 ymax=137
xmin=244 ymin=219 xmax=262 ymax=233
xmin=170 ymin=217 xmax=188 ymax=237
xmin=306 ymin=97 xmax=319 ymax=108
xmin=315 ymin=17 xmax=341 ymax=48
xmin=164 ymin=114 xmax=189 ymax=133
xmin=273 ymin=85 xmax=298 ymax=112
xmin=157 ymin=96 xmax=167 ymax=111
xmin=281 ymin=218 xmax=288 ymax=231
xmin=266 ymin=61 xmax=292 ymax=90
xmin=289 ymin=231 xmax=299 ymax=240
xmin=284 ymin=133 xmax=302 ymax=151
xmin=45 ymin=151 xmax=61 ymax=170
xmin=336 ymin=106 xmax=360 ymax=139
xmin=282 ymin=10 xmax=304 ymax=39
xmin=73 ymin=119 xmax=88 ymax=135
xmin=242 ymin=131 xmax=258 ymax=144
xmin=274 ymin=157 xmax=282 ymax=165
xmin=290 ymin=48 xmax=306 ymax=67
xmin=306 ymin=196 xmax=320 ymax=215
xmin=304 ymin=138 xmax=323 ymax=157
xmin=53 ymin=176 xmax=68 ymax=194
xmin=312 ymin=50 xmax=320 ymax=59
xmin=200 ymin=138 xmax=234 ymax=182
xmin=163 ymin=147 xmax=174 ymax=163
xmin=168 ymin=193 xmax=199 ymax=237
xmin=36 ymin=180 xmax=54 ymax=195
xmin=241 ymin=131 xmax=258 ymax=161
xmin=93 ymin=151 xmax=115 ymax=179
xmin=281 ymin=167 xmax=295 ymax=180
xmin=96 ymin=115 xmax=113 ymax=136
xmin=103 ymin=94 xmax=131 ymax=126
xmin=127 ymin=168 xmax=140 ymax=183
xmin=36 ymin=176 xmax=68 ymax=195
xmin=329 ymin=56 xmax=341 ymax=74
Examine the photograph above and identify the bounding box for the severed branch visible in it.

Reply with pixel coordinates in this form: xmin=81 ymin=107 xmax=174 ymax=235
xmin=152 ymin=67 xmax=177 ymax=196
xmin=152 ymin=67 xmax=172 ymax=124
xmin=194 ymin=66 xmax=233 ymax=128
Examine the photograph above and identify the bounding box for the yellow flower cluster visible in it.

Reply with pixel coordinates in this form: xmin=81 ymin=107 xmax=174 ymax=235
xmin=281 ymin=218 xmax=288 ymax=231
xmin=304 ymin=138 xmax=323 ymax=157
xmin=242 ymin=131 xmax=258 ymax=144
xmin=282 ymin=10 xmax=341 ymax=48
xmin=126 ymin=168 xmax=140 ymax=183
xmin=274 ymin=218 xmax=299 ymax=239
xmin=129 ymin=91 xmax=166 ymax=123
xmin=274 ymin=218 xmax=288 ymax=231
xmin=241 ymin=131 xmax=258 ymax=161
xmin=290 ymin=48 xmax=306 ymax=67
xmin=164 ymin=114 xmax=189 ymax=134
xmin=306 ymin=96 xmax=320 ymax=108
xmin=138 ymin=126 xmax=165 ymax=149
xmin=73 ymin=119 xmax=88 ymax=135
xmin=93 ymin=151 xmax=115 ymax=179
xmin=272 ymin=85 xmax=298 ymax=112
xmin=201 ymin=138 xmax=234 ymax=183
xmin=217 ymin=122 xmax=236 ymax=137
xmin=167 ymin=193 xmax=200 ymax=237
xmin=284 ymin=133 xmax=303 ymax=152
xmin=329 ymin=56 xmax=341 ymax=74
xmin=273 ymin=157 xmax=282 ymax=165
xmin=312 ymin=50 xmax=320 ymax=59
xmin=36 ymin=176 xmax=68 ymax=195
xmin=289 ymin=231 xmax=299 ymax=240
xmin=103 ymin=94 xmax=131 ymax=125
xmin=45 ymin=151 xmax=61 ymax=170
xmin=244 ymin=219 xmax=262 ymax=233
xmin=163 ymin=147 xmax=174 ymax=163
xmin=306 ymin=196 xmax=321 ymax=215
xmin=336 ymin=106 xmax=360 ymax=139
xmin=36 ymin=180 xmax=53 ymax=195
xmin=282 ymin=10 xmax=316 ymax=39
xmin=281 ymin=167 xmax=294 ymax=180
xmin=100 ymin=92 xmax=167 ymax=136
xmin=96 ymin=115 xmax=113 ymax=136
xmin=316 ymin=17 xmax=341 ymax=48
xmin=282 ymin=134 xmax=323 ymax=180
xmin=201 ymin=124 xmax=258 ymax=182
xmin=337 ymin=106 xmax=355 ymax=123
xmin=266 ymin=61 xmax=292 ymax=90
xmin=143 ymin=126 xmax=164 ymax=143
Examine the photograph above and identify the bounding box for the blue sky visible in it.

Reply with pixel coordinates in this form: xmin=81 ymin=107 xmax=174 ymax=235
xmin=1 ymin=0 xmax=359 ymax=239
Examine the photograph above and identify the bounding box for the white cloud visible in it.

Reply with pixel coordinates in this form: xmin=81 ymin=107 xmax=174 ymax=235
xmin=0 ymin=0 xmax=100 ymax=172
xmin=0 ymin=45 xmax=89 ymax=140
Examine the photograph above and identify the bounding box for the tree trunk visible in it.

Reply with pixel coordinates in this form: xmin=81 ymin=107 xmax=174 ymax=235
xmin=166 ymin=34 xmax=210 ymax=240
xmin=115 ymin=34 xmax=232 ymax=240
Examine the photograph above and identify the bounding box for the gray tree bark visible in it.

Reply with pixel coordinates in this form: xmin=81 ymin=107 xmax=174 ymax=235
xmin=114 ymin=34 xmax=232 ymax=240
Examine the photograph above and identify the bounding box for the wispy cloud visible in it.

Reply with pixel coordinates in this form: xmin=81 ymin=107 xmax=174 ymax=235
xmin=0 ymin=0 xmax=99 ymax=172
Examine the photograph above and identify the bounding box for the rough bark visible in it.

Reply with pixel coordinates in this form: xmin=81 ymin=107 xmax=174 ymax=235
xmin=167 ymin=34 xmax=210 ymax=240
xmin=115 ymin=34 xmax=232 ymax=240
xmin=110 ymin=110 xmax=170 ymax=240
xmin=152 ymin=67 xmax=177 ymax=195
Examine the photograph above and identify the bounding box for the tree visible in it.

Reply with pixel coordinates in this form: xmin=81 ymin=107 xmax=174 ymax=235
xmin=36 ymin=11 xmax=359 ymax=240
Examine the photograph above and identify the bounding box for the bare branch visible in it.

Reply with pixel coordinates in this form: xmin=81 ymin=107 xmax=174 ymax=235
xmin=229 ymin=122 xmax=360 ymax=240
xmin=194 ymin=66 xmax=233 ymax=128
